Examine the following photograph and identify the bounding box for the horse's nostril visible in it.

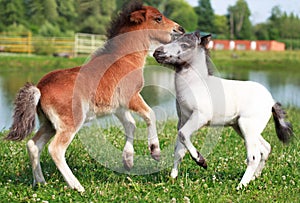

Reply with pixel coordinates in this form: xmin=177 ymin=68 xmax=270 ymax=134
xmin=157 ymin=46 xmax=164 ymax=52
xmin=178 ymin=26 xmax=185 ymax=33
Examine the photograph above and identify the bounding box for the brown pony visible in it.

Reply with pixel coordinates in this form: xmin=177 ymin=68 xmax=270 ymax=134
xmin=5 ymin=1 xmax=184 ymax=192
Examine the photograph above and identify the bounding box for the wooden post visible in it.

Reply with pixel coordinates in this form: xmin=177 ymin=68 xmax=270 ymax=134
xmin=28 ymin=32 xmax=32 ymax=55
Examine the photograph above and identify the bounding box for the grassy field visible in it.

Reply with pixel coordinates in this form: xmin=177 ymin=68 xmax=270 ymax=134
xmin=1 ymin=50 xmax=300 ymax=71
xmin=0 ymin=52 xmax=299 ymax=202
xmin=0 ymin=108 xmax=299 ymax=202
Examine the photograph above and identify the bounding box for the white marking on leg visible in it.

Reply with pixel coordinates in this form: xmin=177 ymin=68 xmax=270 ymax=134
xmin=115 ymin=109 xmax=136 ymax=170
xmin=27 ymin=124 xmax=54 ymax=186
xmin=254 ymin=136 xmax=271 ymax=178
xmin=171 ymin=137 xmax=187 ymax=178
xmin=48 ymin=131 xmax=85 ymax=192
xmin=237 ymin=118 xmax=262 ymax=189
xmin=27 ymin=140 xmax=46 ymax=185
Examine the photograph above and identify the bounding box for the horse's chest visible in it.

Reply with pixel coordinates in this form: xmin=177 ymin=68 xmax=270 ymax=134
xmin=175 ymin=75 xmax=210 ymax=107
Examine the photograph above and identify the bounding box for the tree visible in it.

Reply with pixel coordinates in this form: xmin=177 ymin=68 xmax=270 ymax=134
xmin=228 ymin=0 xmax=253 ymax=39
xmin=56 ymin=0 xmax=77 ymax=34
xmin=25 ymin=0 xmax=58 ymax=25
xmin=0 ymin=0 xmax=27 ymax=31
xmin=254 ymin=23 xmax=270 ymax=40
xmin=213 ymin=15 xmax=229 ymax=38
xmin=164 ymin=0 xmax=197 ymax=32
xmin=194 ymin=0 xmax=215 ymax=33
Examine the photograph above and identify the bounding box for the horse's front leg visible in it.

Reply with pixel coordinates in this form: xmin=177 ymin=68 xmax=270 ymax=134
xmin=171 ymin=136 xmax=187 ymax=178
xmin=129 ymin=94 xmax=160 ymax=161
xmin=115 ymin=108 xmax=136 ymax=170
xmin=178 ymin=110 xmax=207 ymax=169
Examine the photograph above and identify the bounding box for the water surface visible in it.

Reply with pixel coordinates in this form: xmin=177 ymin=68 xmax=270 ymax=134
xmin=1 ymin=63 xmax=299 ymax=130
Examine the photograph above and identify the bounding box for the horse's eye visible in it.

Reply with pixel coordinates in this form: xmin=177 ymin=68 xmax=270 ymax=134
xmin=181 ymin=44 xmax=189 ymax=49
xmin=155 ymin=16 xmax=162 ymax=23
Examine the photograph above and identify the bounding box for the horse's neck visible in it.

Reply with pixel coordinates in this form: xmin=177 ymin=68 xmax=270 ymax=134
xmin=190 ymin=49 xmax=209 ymax=77
xmin=93 ymin=32 xmax=150 ymax=65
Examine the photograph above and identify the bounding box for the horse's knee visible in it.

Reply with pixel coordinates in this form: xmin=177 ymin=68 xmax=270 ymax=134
xmin=260 ymin=146 xmax=271 ymax=161
xmin=247 ymin=153 xmax=261 ymax=167
xmin=27 ymin=140 xmax=37 ymax=153
xmin=178 ymin=131 xmax=186 ymax=143
xmin=48 ymin=142 xmax=64 ymax=163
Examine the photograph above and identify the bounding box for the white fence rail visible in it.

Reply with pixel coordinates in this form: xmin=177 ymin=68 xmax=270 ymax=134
xmin=74 ymin=33 xmax=106 ymax=56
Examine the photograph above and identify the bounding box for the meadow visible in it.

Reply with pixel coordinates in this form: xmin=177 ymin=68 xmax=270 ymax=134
xmin=0 ymin=51 xmax=299 ymax=202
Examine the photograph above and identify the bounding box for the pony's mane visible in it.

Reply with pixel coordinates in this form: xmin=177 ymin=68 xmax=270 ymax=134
xmin=107 ymin=0 xmax=143 ymax=39
xmin=200 ymin=40 xmax=214 ymax=76
xmin=92 ymin=0 xmax=143 ymax=58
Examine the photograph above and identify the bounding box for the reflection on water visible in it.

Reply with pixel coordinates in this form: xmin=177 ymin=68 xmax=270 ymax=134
xmin=0 ymin=64 xmax=299 ymax=130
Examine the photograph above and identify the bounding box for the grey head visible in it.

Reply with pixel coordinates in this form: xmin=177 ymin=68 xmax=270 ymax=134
xmin=153 ymin=31 xmax=212 ymax=73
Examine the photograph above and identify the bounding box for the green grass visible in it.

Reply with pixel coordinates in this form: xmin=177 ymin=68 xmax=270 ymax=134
xmin=211 ymin=50 xmax=300 ymax=71
xmin=147 ymin=50 xmax=300 ymax=71
xmin=0 ymin=52 xmax=299 ymax=202
xmin=0 ymin=54 xmax=87 ymax=72
xmin=0 ymin=108 xmax=299 ymax=202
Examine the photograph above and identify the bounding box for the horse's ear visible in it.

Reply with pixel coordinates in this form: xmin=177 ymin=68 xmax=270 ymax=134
xmin=195 ymin=30 xmax=201 ymax=39
xmin=130 ymin=9 xmax=146 ymax=24
xmin=194 ymin=31 xmax=201 ymax=41
xmin=200 ymin=34 xmax=212 ymax=48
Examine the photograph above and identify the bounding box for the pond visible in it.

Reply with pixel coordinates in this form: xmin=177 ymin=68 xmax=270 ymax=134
xmin=1 ymin=62 xmax=300 ymax=130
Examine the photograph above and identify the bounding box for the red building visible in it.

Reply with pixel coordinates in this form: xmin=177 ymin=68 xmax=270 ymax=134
xmin=211 ymin=40 xmax=285 ymax=51
xmin=256 ymin=40 xmax=285 ymax=51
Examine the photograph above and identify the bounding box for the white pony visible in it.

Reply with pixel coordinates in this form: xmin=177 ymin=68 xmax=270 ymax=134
xmin=153 ymin=31 xmax=293 ymax=189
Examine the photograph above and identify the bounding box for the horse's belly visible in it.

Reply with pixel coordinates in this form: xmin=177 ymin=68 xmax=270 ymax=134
xmin=210 ymin=113 xmax=239 ymax=126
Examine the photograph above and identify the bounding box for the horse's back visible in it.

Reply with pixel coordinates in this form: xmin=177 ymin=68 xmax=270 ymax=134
xmin=223 ymin=79 xmax=274 ymax=117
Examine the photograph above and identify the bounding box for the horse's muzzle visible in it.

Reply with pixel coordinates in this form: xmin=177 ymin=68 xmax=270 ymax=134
xmin=153 ymin=46 xmax=167 ymax=63
xmin=171 ymin=26 xmax=185 ymax=40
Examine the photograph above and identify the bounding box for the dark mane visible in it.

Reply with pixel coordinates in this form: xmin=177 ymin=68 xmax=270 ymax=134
xmin=204 ymin=47 xmax=214 ymax=76
xmin=106 ymin=0 xmax=143 ymax=39
xmin=200 ymin=38 xmax=214 ymax=76
xmin=92 ymin=1 xmax=144 ymax=57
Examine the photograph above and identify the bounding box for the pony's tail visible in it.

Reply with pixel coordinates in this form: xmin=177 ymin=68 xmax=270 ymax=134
xmin=272 ymin=102 xmax=293 ymax=144
xmin=5 ymin=83 xmax=41 ymax=141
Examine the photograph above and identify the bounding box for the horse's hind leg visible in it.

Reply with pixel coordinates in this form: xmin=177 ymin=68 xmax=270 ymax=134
xmin=48 ymin=127 xmax=84 ymax=192
xmin=237 ymin=118 xmax=262 ymax=190
xmin=254 ymin=135 xmax=271 ymax=178
xmin=115 ymin=108 xmax=136 ymax=170
xmin=27 ymin=119 xmax=54 ymax=186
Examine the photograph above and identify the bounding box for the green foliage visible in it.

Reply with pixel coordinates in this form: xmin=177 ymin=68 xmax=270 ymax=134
xmin=164 ymin=0 xmax=197 ymax=32
xmin=195 ymin=0 xmax=215 ymax=33
xmin=0 ymin=0 xmax=300 ymax=48
xmin=213 ymin=15 xmax=229 ymax=39
xmin=228 ymin=0 xmax=253 ymax=39
xmin=253 ymin=6 xmax=300 ymax=42
xmin=75 ymin=0 xmax=116 ymax=34
xmin=38 ymin=21 xmax=61 ymax=37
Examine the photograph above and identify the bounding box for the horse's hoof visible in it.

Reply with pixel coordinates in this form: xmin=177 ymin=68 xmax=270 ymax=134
xmin=74 ymin=185 xmax=85 ymax=193
xmin=33 ymin=179 xmax=46 ymax=188
xmin=123 ymin=161 xmax=133 ymax=171
xmin=123 ymin=152 xmax=134 ymax=171
xmin=170 ymin=169 xmax=178 ymax=179
xmin=150 ymin=144 xmax=160 ymax=161
xmin=196 ymin=159 xmax=207 ymax=169
xmin=191 ymin=151 xmax=207 ymax=169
